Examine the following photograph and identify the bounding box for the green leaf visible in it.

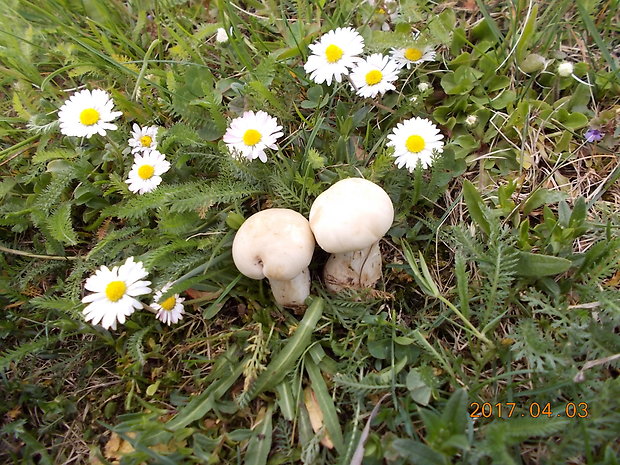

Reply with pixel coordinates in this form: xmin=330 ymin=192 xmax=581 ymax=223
xmin=441 ymin=389 xmax=468 ymax=436
xmin=406 ymin=369 xmax=432 ymax=406
xmin=515 ymin=4 xmax=538 ymax=62
xmin=560 ymin=112 xmax=589 ymax=130
xmin=47 ymin=202 xmax=78 ymax=245
xmin=244 ymin=406 xmax=273 ymax=465
xmin=306 ymin=358 xmax=344 ymax=453
xmin=462 ymin=180 xmax=491 ymax=235
xmin=516 ymin=252 xmax=572 ymax=277
xmin=390 ymin=439 xmax=449 ymax=465
xmin=239 ymin=298 xmax=324 ymax=406
xmin=522 ymin=189 xmax=567 ymax=215
xmin=166 ymin=346 xmax=244 ymax=430
xmin=275 ymin=381 xmax=295 ymax=421
xmin=575 ymin=2 xmax=617 ymax=72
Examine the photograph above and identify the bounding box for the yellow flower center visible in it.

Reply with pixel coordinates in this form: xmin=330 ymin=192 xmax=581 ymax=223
xmin=140 ymin=135 xmax=152 ymax=147
xmin=138 ymin=164 xmax=155 ymax=180
xmin=406 ymin=135 xmax=425 ymax=153
xmin=325 ymin=44 xmax=344 ymax=63
xmin=105 ymin=281 xmax=126 ymax=302
xmin=79 ymin=108 xmax=100 ymax=126
xmin=365 ymin=70 xmax=383 ymax=86
xmin=243 ymin=129 xmax=262 ymax=146
xmin=404 ymin=48 xmax=423 ymax=62
xmin=160 ymin=296 xmax=176 ymax=311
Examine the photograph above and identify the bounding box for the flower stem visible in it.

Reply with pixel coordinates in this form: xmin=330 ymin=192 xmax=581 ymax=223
xmin=0 ymin=245 xmax=78 ymax=261
xmin=437 ymin=294 xmax=493 ymax=346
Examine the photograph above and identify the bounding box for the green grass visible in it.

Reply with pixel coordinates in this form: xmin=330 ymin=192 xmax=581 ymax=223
xmin=1 ymin=0 xmax=619 ymax=464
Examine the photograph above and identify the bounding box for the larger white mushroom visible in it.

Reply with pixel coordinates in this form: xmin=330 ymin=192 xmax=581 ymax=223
xmin=232 ymin=208 xmax=315 ymax=307
xmin=309 ymin=178 xmax=394 ymax=293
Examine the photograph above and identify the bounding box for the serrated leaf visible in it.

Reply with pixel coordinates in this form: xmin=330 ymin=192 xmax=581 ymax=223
xmin=48 ymin=202 xmax=78 ymax=245
xmin=32 ymin=148 xmax=77 ymax=164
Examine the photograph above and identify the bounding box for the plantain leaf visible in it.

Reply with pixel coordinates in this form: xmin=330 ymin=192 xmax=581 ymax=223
xmin=244 ymin=406 xmax=273 ymax=465
xmin=516 ymin=252 xmax=572 ymax=277
xmin=462 ymin=180 xmax=491 ymax=235
xmin=306 ymin=357 xmax=344 ymax=453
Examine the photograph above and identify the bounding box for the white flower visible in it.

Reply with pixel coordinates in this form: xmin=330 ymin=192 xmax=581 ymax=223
xmin=223 ymin=110 xmax=283 ymax=162
xmin=557 ymin=61 xmax=574 ymax=77
xmin=349 ymin=53 xmax=400 ymax=98
xmin=58 ymin=89 xmax=122 ymax=138
xmin=216 ymin=27 xmax=229 ymax=43
xmin=82 ymin=257 xmax=151 ymax=330
xmin=304 ymin=27 xmax=365 ymax=85
xmin=128 ymin=124 xmax=159 ymax=153
xmin=152 ymin=283 xmax=185 ymax=326
xmin=386 ymin=117 xmax=444 ymax=171
xmin=125 ymin=150 xmax=171 ymax=195
xmin=390 ymin=45 xmax=436 ymax=69
xmin=417 ymin=82 xmax=431 ymax=92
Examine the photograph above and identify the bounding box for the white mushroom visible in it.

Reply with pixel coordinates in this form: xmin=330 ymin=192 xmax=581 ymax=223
xmin=232 ymin=208 xmax=316 ymax=307
xmin=309 ymin=178 xmax=394 ymax=293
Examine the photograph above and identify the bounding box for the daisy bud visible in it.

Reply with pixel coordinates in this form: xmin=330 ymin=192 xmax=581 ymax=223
xmin=557 ymin=62 xmax=574 ymax=77
xmin=465 ymin=115 xmax=478 ymax=127
xmin=417 ymin=82 xmax=430 ymax=92
xmin=216 ymin=27 xmax=229 ymax=43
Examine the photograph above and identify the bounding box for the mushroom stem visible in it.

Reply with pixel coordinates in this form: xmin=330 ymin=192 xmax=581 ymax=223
xmin=268 ymin=268 xmax=311 ymax=307
xmin=323 ymin=241 xmax=383 ymax=293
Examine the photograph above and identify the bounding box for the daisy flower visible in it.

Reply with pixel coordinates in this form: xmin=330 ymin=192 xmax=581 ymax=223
xmin=125 ymin=150 xmax=171 ymax=195
xmin=386 ymin=117 xmax=444 ymax=171
xmin=223 ymin=110 xmax=283 ymax=162
xmin=390 ymin=45 xmax=436 ymax=69
xmin=82 ymin=257 xmax=151 ymax=330
xmin=58 ymin=89 xmax=122 ymax=138
xmin=152 ymin=283 xmax=185 ymax=326
xmin=349 ymin=53 xmax=400 ymax=98
xmin=128 ymin=124 xmax=159 ymax=153
xmin=304 ymin=27 xmax=365 ymax=85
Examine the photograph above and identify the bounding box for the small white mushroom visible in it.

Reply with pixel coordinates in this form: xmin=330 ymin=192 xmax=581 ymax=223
xmin=232 ymin=208 xmax=316 ymax=307
xmin=309 ymin=178 xmax=394 ymax=293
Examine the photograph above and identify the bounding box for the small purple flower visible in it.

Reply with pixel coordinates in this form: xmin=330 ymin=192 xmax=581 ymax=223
xmin=585 ymin=129 xmax=603 ymax=143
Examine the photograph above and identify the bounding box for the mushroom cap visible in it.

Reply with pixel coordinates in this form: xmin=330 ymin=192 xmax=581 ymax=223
xmin=309 ymin=178 xmax=394 ymax=253
xmin=232 ymin=208 xmax=315 ymax=281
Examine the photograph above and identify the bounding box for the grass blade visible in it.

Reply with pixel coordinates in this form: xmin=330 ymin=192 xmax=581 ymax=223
xmin=575 ymin=2 xmax=617 ymax=72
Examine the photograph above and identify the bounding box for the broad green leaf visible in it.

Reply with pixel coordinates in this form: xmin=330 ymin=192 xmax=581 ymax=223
xmin=441 ymin=389 xmax=468 ymax=436
xmin=522 ymin=189 xmax=567 ymax=215
xmin=406 ymin=369 xmax=432 ymax=405
xmin=560 ymin=112 xmax=589 ymax=130
xmin=516 ymin=252 xmax=572 ymax=277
